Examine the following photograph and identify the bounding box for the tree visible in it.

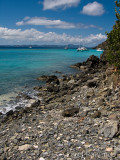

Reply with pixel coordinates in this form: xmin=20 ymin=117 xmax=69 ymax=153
xmin=106 ymin=0 xmax=120 ymax=70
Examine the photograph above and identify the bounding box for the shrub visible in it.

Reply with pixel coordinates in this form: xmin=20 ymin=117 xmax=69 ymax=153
xmin=106 ymin=0 xmax=120 ymax=70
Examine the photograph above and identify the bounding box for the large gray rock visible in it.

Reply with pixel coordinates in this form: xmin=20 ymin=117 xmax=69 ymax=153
xmin=100 ymin=120 xmax=119 ymax=138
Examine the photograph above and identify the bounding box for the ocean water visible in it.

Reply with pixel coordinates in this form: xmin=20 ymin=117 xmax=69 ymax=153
xmin=0 ymin=48 xmax=103 ymax=113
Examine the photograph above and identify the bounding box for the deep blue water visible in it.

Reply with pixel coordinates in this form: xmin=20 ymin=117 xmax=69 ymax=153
xmin=0 ymin=48 xmax=103 ymax=112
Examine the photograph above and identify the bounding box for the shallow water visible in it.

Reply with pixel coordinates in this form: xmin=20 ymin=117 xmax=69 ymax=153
xmin=0 ymin=48 xmax=103 ymax=112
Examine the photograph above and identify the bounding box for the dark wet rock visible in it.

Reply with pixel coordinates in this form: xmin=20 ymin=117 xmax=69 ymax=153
xmin=55 ymin=71 xmax=62 ymax=74
xmin=0 ymin=112 xmax=3 ymax=116
xmin=71 ymin=62 xmax=82 ymax=70
xmin=37 ymin=75 xmax=60 ymax=85
xmin=37 ymin=75 xmax=48 ymax=81
xmin=62 ymin=107 xmax=79 ymax=117
xmin=46 ymin=75 xmax=60 ymax=85
xmin=47 ymin=84 xmax=60 ymax=93
xmin=6 ymin=110 xmax=14 ymax=116
xmin=34 ymin=86 xmax=42 ymax=90
xmin=85 ymin=55 xmax=100 ymax=68
xmin=15 ymin=106 xmax=23 ymax=111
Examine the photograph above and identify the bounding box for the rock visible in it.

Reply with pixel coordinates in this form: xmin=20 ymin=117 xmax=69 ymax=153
xmin=114 ymin=146 xmax=120 ymax=156
xmin=47 ymin=84 xmax=59 ymax=93
xmin=100 ymin=120 xmax=119 ymax=138
xmin=62 ymin=107 xmax=79 ymax=117
xmin=26 ymin=99 xmax=40 ymax=108
xmin=15 ymin=106 xmax=23 ymax=111
xmin=0 ymin=112 xmax=3 ymax=116
xmin=0 ymin=148 xmax=4 ymax=154
xmin=86 ymin=55 xmax=99 ymax=68
xmin=106 ymin=147 xmax=113 ymax=152
xmin=37 ymin=75 xmax=48 ymax=81
xmin=92 ymin=111 xmax=101 ymax=118
xmin=18 ymin=144 xmax=32 ymax=151
xmin=86 ymin=89 xmax=95 ymax=98
xmin=80 ymin=66 xmax=87 ymax=70
xmin=6 ymin=110 xmax=14 ymax=116
xmin=38 ymin=158 xmax=45 ymax=160
xmin=87 ymin=79 xmax=98 ymax=88
xmin=97 ymin=98 xmax=104 ymax=106
xmin=46 ymin=75 xmax=59 ymax=85
xmin=17 ymin=93 xmax=32 ymax=100
xmin=31 ymin=99 xmax=40 ymax=108
xmin=37 ymin=75 xmax=60 ymax=85
xmin=68 ymin=79 xmax=75 ymax=84
xmin=108 ymin=114 xmax=118 ymax=120
xmin=71 ymin=62 xmax=82 ymax=69
xmin=55 ymin=71 xmax=62 ymax=74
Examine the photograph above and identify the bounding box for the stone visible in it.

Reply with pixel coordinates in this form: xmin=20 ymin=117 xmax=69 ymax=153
xmin=46 ymin=75 xmax=60 ymax=85
xmin=47 ymin=84 xmax=59 ymax=93
xmin=18 ymin=144 xmax=32 ymax=151
xmin=80 ymin=66 xmax=86 ymax=70
xmin=37 ymin=75 xmax=48 ymax=81
xmin=87 ymin=79 xmax=98 ymax=88
xmin=92 ymin=111 xmax=101 ymax=118
xmin=106 ymin=147 xmax=113 ymax=152
xmin=100 ymin=120 xmax=119 ymax=138
xmin=0 ymin=148 xmax=4 ymax=154
xmin=6 ymin=110 xmax=14 ymax=116
xmin=38 ymin=157 xmax=45 ymax=160
xmin=62 ymin=107 xmax=79 ymax=117
xmin=108 ymin=114 xmax=118 ymax=120
xmin=86 ymin=89 xmax=95 ymax=98
xmin=26 ymin=99 xmax=40 ymax=108
xmin=68 ymin=79 xmax=75 ymax=84
xmin=114 ymin=146 xmax=120 ymax=156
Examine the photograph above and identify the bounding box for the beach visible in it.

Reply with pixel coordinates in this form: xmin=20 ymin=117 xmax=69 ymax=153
xmin=0 ymin=54 xmax=120 ymax=159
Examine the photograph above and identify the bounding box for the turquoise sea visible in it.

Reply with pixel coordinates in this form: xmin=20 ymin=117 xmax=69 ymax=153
xmin=0 ymin=48 xmax=103 ymax=113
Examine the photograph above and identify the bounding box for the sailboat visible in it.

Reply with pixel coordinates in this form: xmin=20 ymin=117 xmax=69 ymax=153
xmin=29 ymin=45 xmax=32 ymax=49
xmin=77 ymin=47 xmax=87 ymax=51
xmin=96 ymin=48 xmax=104 ymax=51
xmin=64 ymin=45 xmax=68 ymax=50
xmin=29 ymin=41 xmax=32 ymax=49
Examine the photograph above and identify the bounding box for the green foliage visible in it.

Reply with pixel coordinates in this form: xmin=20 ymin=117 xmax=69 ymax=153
xmin=106 ymin=0 xmax=120 ymax=69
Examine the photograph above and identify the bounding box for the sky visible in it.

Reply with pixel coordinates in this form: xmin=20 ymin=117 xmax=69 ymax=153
xmin=0 ymin=0 xmax=116 ymax=47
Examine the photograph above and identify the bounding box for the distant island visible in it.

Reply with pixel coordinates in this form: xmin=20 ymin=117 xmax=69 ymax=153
xmin=0 ymin=44 xmax=91 ymax=49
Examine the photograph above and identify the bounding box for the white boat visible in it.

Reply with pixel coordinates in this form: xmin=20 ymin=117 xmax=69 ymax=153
xmin=96 ymin=48 xmax=104 ymax=51
xmin=64 ymin=46 xmax=68 ymax=50
xmin=29 ymin=45 xmax=32 ymax=49
xmin=77 ymin=47 xmax=87 ymax=51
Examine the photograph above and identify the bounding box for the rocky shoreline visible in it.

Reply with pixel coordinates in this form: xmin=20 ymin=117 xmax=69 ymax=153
xmin=0 ymin=54 xmax=120 ymax=160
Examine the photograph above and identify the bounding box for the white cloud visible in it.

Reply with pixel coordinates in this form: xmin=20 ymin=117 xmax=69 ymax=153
xmin=0 ymin=27 xmax=106 ymax=46
xmin=81 ymin=1 xmax=105 ymax=16
xmin=16 ymin=17 xmax=102 ymax=30
xmin=42 ymin=0 xmax=80 ymax=10
xmin=16 ymin=17 xmax=76 ymax=29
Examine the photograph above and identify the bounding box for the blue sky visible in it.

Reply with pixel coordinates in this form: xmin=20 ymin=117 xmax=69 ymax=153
xmin=0 ymin=0 xmax=116 ymax=46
